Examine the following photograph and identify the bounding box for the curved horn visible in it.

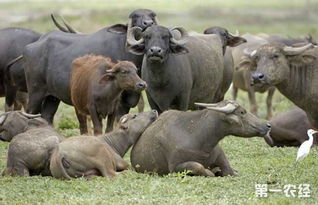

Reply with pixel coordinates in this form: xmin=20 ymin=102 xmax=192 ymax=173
xmin=126 ymin=26 xmax=144 ymax=46
xmin=154 ymin=16 xmax=159 ymax=25
xmin=19 ymin=112 xmax=41 ymax=119
xmin=0 ymin=114 xmax=7 ymax=125
xmin=206 ymin=103 xmax=237 ymax=114
xmin=283 ymin=43 xmax=314 ymax=56
xmin=170 ymin=27 xmax=188 ymax=45
xmin=127 ymin=18 xmax=132 ymax=30
xmin=195 ymin=102 xmax=218 ymax=107
xmin=243 ymin=48 xmax=257 ymax=57
xmin=61 ymin=16 xmax=79 ymax=34
xmin=51 ymin=14 xmax=69 ymax=33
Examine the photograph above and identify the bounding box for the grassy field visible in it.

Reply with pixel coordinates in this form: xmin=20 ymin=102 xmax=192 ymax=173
xmin=0 ymin=0 xmax=318 ymax=204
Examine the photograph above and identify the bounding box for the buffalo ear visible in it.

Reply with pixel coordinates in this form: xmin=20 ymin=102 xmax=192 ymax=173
xmin=227 ymin=36 xmax=247 ymax=47
xmin=99 ymin=73 xmax=115 ymax=84
xmin=300 ymin=54 xmax=316 ymax=64
xmin=226 ymin=114 xmax=241 ymax=125
xmin=170 ymin=43 xmax=189 ymax=55
xmin=27 ymin=118 xmax=48 ymax=128
xmin=107 ymin=24 xmax=128 ymax=34
xmin=126 ymin=44 xmax=145 ymax=56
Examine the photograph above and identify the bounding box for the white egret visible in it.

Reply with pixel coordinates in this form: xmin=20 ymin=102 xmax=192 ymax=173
xmin=296 ymin=129 xmax=318 ymax=162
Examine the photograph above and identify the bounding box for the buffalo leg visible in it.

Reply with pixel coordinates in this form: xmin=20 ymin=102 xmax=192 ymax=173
xmin=247 ymin=88 xmax=257 ymax=116
xmin=113 ymin=153 xmax=129 ymax=171
xmin=232 ymin=86 xmax=238 ymax=100
xmin=75 ymin=108 xmax=88 ymax=134
xmin=209 ymin=146 xmax=236 ymax=176
xmin=89 ymin=105 xmax=103 ymax=135
xmin=146 ymin=92 xmax=161 ymax=113
xmin=41 ymin=96 xmax=60 ymax=124
xmin=27 ymin=90 xmax=46 ymax=115
xmin=172 ymin=161 xmax=214 ymax=177
xmin=137 ymin=94 xmax=145 ymax=113
xmin=266 ymin=87 xmax=275 ymax=120
xmin=106 ymin=113 xmax=115 ymax=133
xmin=4 ymin=85 xmax=17 ymax=111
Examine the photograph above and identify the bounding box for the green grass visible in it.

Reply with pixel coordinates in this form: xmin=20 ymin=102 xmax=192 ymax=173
xmin=0 ymin=0 xmax=318 ymax=204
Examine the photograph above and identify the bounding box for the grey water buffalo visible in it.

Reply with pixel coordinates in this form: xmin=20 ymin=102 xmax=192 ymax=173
xmin=127 ymin=25 xmax=244 ymax=113
xmin=203 ymin=26 xmax=246 ymax=100
xmin=247 ymin=43 xmax=318 ymax=128
xmin=0 ymin=27 xmax=40 ymax=111
xmin=0 ymin=111 xmax=64 ymax=176
xmin=231 ymin=34 xmax=275 ymax=119
xmin=50 ymin=110 xmax=158 ymax=179
xmin=70 ymin=54 xmax=146 ymax=135
xmin=0 ymin=111 xmax=45 ymax=142
xmin=131 ymin=100 xmax=271 ymax=176
xmin=268 ymin=106 xmax=316 ymax=147
xmin=23 ymin=9 xmax=157 ymax=131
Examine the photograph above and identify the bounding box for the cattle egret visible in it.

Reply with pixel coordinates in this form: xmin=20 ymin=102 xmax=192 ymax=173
xmin=296 ymin=129 xmax=318 ymax=162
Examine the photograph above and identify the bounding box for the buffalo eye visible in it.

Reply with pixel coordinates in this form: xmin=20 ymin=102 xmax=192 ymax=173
xmin=132 ymin=114 xmax=137 ymax=119
xmin=121 ymin=71 xmax=129 ymax=74
xmin=271 ymin=54 xmax=279 ymax=59
xmin=240 ymin=109 xmax=246 ymax=115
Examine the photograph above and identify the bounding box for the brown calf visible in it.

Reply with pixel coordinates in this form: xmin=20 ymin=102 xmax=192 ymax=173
xmin=70 ymin=54 xmax=147 ymax=135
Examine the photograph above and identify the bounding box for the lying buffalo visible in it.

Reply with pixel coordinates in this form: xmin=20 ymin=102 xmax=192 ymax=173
xmin=0 ymin=111 xmax=45 ymax=142
xmin=247 ymin=43 xmax=318 ymax=128
xmin=269 ymin=106 xmax=315 ymax=147
xmin=0 ymin=27 xmax=40 ymax=111
xmin=1 ymin=111 xmax=64 ymax=176
xmin=131 ymin=100 xmax=271 ymax=176
xmin=127 ymin=25 xmax=245 ymax=113
xmin=70 ymin=55 xmax=146 ymax=135
xmin=50 ymin=110 xmax=158 ymax=179
xmin=23 ymin=9 xmax=157 ymax=130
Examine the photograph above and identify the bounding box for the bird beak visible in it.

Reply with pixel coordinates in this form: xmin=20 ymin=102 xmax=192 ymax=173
xmin=313 ymin=130 xmax=318 ymax=134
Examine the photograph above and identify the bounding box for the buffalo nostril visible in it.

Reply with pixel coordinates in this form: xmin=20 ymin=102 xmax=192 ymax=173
xmin=266 ymin=123 xmax=271 ymax=129
xmin=150 ymin=48 xmax=154 ymax=53
xmin=258 ymin=74 xmax=265 ymax=80
xmin=137 ymin=82 xmax=147 ymax=89
xmin=143 ymin=21 xmax=147 ymax=26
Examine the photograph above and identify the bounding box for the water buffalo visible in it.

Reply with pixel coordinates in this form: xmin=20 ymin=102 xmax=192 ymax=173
xmin=131 ymin=100 xmax=271 ymax=176
xmin=0 ymin=27 xmax=40 ymax=111
xmin=70 ymin=55 xmax=146 ymax=135
xmin=0 ymin=111 xmax=45 ymax=142
xmin=247 ymin=43 xmax=318 ymax=128
xmin=232 ymin=34 xmax=314 ymax=119
xmin=268 ymin=106 xmax=316 ymax=147
xmin=0 ymin=111 xmax=64 ymax=176
xmin=127 ymin=25 xmax=243 ymax=113
xmin=23 ymin=9 xmax=157 ymax=131
xmin=50 ymin=110 xmax=158 ymax=179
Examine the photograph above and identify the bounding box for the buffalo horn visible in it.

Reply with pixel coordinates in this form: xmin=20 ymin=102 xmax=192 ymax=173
xmin=283 ymin=43 xmax=313 ymax=56
xmin=195 ymin=102 xmax=218 ymax=107
xmin=0 ymin=114 xmax=7 ymax=125
xmin=61 ymin=16 xmax=79 ymax=34
xmin=206 ymin=103 xmax=237 ymax=114
xmin=126 ymin=26 xmax=144 ymax=46
xmin=19 ymin=112 xmax=41 ymax=119
xmin=170 ymin=27 xmax=188 ymax=45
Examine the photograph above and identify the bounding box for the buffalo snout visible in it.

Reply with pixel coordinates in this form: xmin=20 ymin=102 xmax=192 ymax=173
xmin=142 ymin=20 xmax=154 ymax=28
xmin=135 ymin=81 xmax=147 ymax=92
xmin=149 ymin=46 xmax=162 ymax=55
xmin=251 ymin=72 xmax=266 ymax=84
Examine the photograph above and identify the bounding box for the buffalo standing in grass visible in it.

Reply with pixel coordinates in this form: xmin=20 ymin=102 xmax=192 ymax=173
xmin=246 ymin=43 xmax=318 ymax=128
xmin=23 ymin=9 xmax=157 ymax=131
xmin=70 ymin=55 xmax=146 ymax=135
xmin=131 ymin=100 xmax=272 ymax=176
xmin=127 ymin=25 xmax=245 ymax=113
xmin=0 ymin=27 xmax=40 ymax=111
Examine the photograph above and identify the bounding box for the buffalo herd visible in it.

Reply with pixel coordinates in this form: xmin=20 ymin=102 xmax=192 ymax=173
xmin=0 ymin=8 xmax=317 ymax=178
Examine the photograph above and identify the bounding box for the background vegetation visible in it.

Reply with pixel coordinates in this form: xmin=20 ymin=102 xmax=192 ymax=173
xmin=0 ymin=0 xmax=317 ymax=204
